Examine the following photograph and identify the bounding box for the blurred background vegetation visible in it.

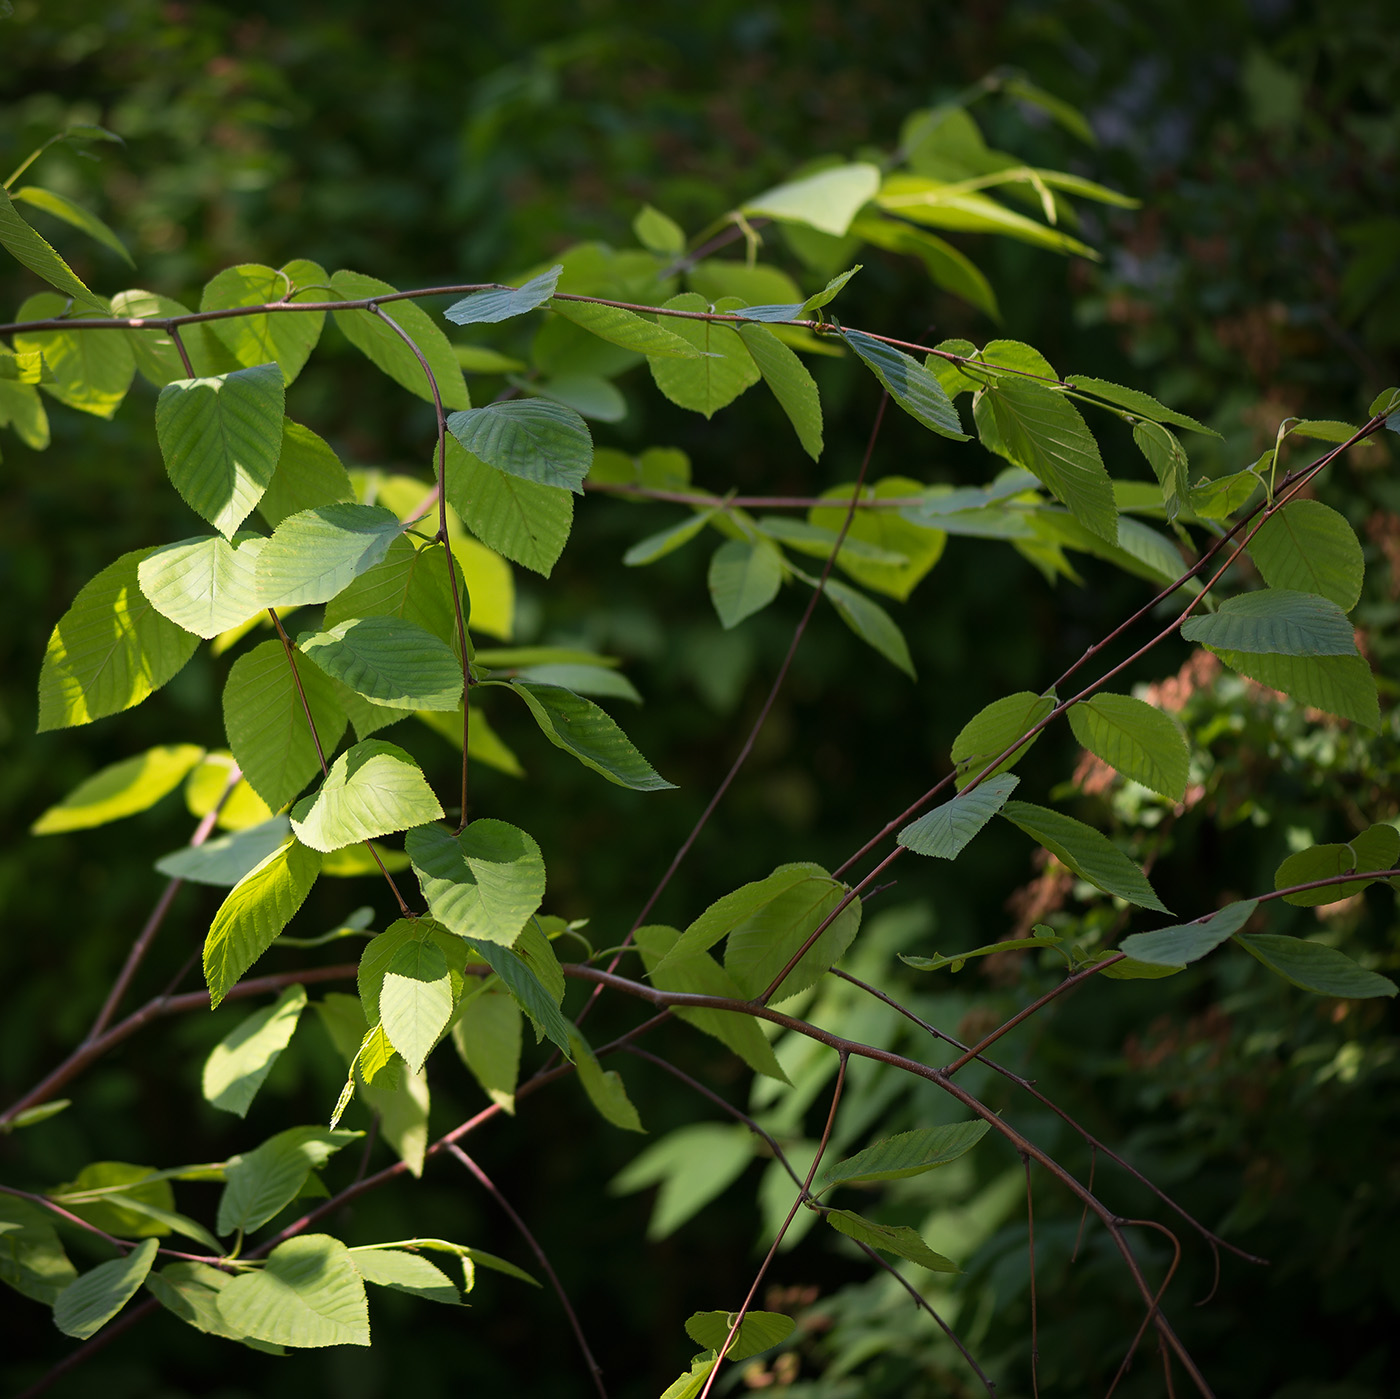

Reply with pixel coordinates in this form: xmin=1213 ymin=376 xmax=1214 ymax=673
xmin=2 ymin=1 xmax=1398 ymax=1395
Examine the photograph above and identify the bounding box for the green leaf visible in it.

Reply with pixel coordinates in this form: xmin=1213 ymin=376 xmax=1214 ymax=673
xmin=1119 ymin=900 xmax=1259 ymax=967
xmin=708 ymin=538 xmax=783 ymax=629
xmin=0 ymin=376 xmax=50 ymax=448
xmin=744 ymin=162 xmax=881 ymax=236
xmin=322 ymin=535 xmax=468 ymax=653
xmin=819 ymin=1121 xmax=990 ymax=1191
xmin=634 ymin=204 xmax=686 ymax=255
xmin=1001 ymin=800 xmax=1169 ymax=912
xmin=1133 ymin=421 xmax=1190 ymax=523
xmin=257 ymin=419 xmax=356 ymax=529
xmin=290 ymin=740 xmax=444 ymax=852
xmin=648 ymin=293 xmax=760 ymax=417
xmin=378 ymin=939 xmax=454 ymax=1075
xmin=31 ymin=743 xmax=204 ymax=834
xmin=13 ymin=292 xmax=133 ymax=418
xmin=501 ymin=680 xmax=676 ymax=790
xmin=217 ymin=1130 xmax=360 ymax=1236
xmin=406 ymin=820 xmax=546 ymax=946
xmin=735 ymin=322 xmax=823 ymax=459
xmin=1290 ymin=419 xmax=1358 ymax=443
xmin=109 ymin=289 xmax=196 ymax=386
xmin=809 ymin=477 xmax=946 ymax=602
xmin=824 ymin=1209 xmax=957 ymax=1272
xmin=1189 ymin=470 xmax=1260 ymax=520
xmin=444 ymin=436 xmax=572 ymax=577
xmin=446 ymin=399 xmax=592 ymax=494
xmin=256 ymin=503 xmax=406 ymax=607
xmin=623 ymin=509 xmax=718 ymax=567
xmin=634 ymin=926 xmax=791 ymax=1083
xmin=137 ymin=533 xmax=266 ymax=639
xmin=463 ymin=936 xmax=573 ymax=1056
xmin=570 ymin=1031 xmax=645 ymax=1133
xmin=53 ymin=1238 xmax=159 ymax=1340
xmin=201 ymin=261 xmax=327 ymax=384
xmin=146 ymin=1262 xmax=285 ymax=1352
xmin=156 ymin=364 xmax=286 ymax=539
xmin=451 ymin=989 xmax=522 ymax=1113
xmin=551 ymin=298 xmax=706 ymax=358
xmin=609 ymin=1124 xmax=755 ymax=1240
xmin=11 ymin=185 xmax=134 ymax=265
xmin=155 ymin=816 xmax=292 ymax=886
xmin=0 ymin=183 xmax=105 ymax=309
xmin=900 ymin=933 xmax=1064 ymax=973
xmin=37 ymin=549 xmax=201 ymax=732
xmin=658 ymin=1355 xmax=718 ymax=1399
xmin=897 ymin=774 xmax=1019 ymax=858
xmin=1236 ymin=935 xmax=1397 ymax=999
xmin=1067 ymin=693 xmax=1189 ymax=801
xmin=514 ymin=663 xmax=640 ymax=703
xmin=203 ymin=838 xmax=322 ymax=1007
xmin=1181 ymin=588 xmax=1358 ymax=656
xmin=1250 ymin=501 xmax=1364 ymax=611
xmin=1273 ymin=825 xmax=1400 ymax=906
xmin=222 ymin=639 xmax=349 ymax=810
xmin=723 ymin=866 xmax=862 ymax=1003
xmin=203 ymin=984 xmax=308 ymax=1116
xmin=685 ymin=1310 xmax=795 ymax=1362
xmin=951 ymin=690 xmax=1055 ymax=789
xmin=299 ymin=617 xmax=463 ymax=713
xmin=843 ymin=331 xmax=966 ymax=440
xmin=330 ymin=269 xmax=470 ymax=409
xmin=48 ymin=1161 xmax=175 ymax=1239
xmin=975 ymin=358 xmax=1116 ymax=544
xmin=0 ymin=1196 xmax=77 ymax=1304
xmin=348 ymin=1247 xmax=459 ymax=1304
xmin=823 ymin=577 xmax=915 ymax=678
xmin=218 ymin=1235 xmax=370 ymax=1347
xmin=1067 ymin=377 xmax=1219 ymax=436
xmin=444 ymin=266 xmax=561 ymax=325
xmin=657 ymin=864 xmax=819 ymax=969
xmin=1211 ymin=649 xmax=1379 ymax=728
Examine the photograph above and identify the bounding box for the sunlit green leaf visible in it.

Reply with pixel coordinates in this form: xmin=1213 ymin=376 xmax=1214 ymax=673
xmin=146 ymin=1262 xmax=285 ymax=1353
xmin=14 ymin=292 xmax=133 ymax=418
xmin=571 ymin=1030 xmax=645 ymax=1133
xmin=348 ymin=1247 xmax=459 ymax=1304
xmin=300 ymin=616 xmax=463 ymax=713
xmin=203 ymin=984 xmax=308 ymax=1116
xmin=823 ymin=577 xmax=915 ymax=678
xmin=735 ymin=322 xmax=823 ymax=459
xmin=406 ymin=820 xmax=546 ymax=946
xmin=1067 ymin=376 xmax=1218 ymax=436
xmin=256 ymin=503 xmax=405 ymax=607
xmin=1133 ymin=420 xmax=1190 ymax=523
xmin=0 ymin=183 xmax=105 ymax=309
xmin=222 ymin=639 xmax=349 ymax=810
xmin=950 ymin=690 xmax=1055 ymax=789
xmin=809 ymin=477 xmax=946 ymax=602
xmin=444 ymin=436 xmax=573 ymax=577
xmin=609 ymin=1124 xmax=755 ymax=1240
xmin=634 ymin=205 xmax=686 ymax=255
xmin=32 ymin=743 xmax=205 ymax=834
xmin=445 ymin=398 xmax=592 ymax=494
xmin=218 ymin=1234 xmax=369 ymax=1347
xmin=216 ymin=1129 xmax=360 ymax=1236
xmin=290 ymin=740 xmax=443 ymax=852
xmin=648 ymin=293 xmax=760 ymax=417
xmin=201 ymin=260 xmax=327 ymax=383
xmin=0 ymin=1196 xmax=77 ymax=1304
xmin=203 ymin=837 xmax=322 ymax=1007
xmin=11 ymin=185 xmax=134 ymax=265
xmin=257 ymin=419 xmax=356 ymax=529
xmin=451 ymin=989 xmax=522 ymax=1113
xmin=744 ymin=163 xmax=881 ymax=236
xmin=38 ymin=549 xmax=201 ymax=732
xmin=331 ymin=268 xmax=470 ymax=409
xmin=137 ymin=533 xmax=266 ymax=639
xmin=551 ymin=298 xmax=705 ymax=358
xmin=53 ymin=1238 xmax=158 ymax=1340
xmin=685 ymin=1309 xmax=795 ymax=1362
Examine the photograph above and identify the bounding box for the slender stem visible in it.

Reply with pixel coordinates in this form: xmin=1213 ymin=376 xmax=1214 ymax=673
xmin=1105 ymin=1219 xmax=1183 ymax=1399
xmin=0 ymin=966 xmax=356 ymax=1126
xmin=168 ymin=324 xmax=194 ymax=377
xmin=365 ymin=304 xmax=474 ymax=830
xmin=448 ymin=1145 xmax=608 ymax=1399
xmin=697 ymin=1053 xmax=848 ymax=1399
xmin=609 ymin=393 xmax=889 ymax=1030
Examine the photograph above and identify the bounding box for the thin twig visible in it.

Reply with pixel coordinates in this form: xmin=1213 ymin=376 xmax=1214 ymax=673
xmin=448 ymin=1144 xmax=608 ymax=1399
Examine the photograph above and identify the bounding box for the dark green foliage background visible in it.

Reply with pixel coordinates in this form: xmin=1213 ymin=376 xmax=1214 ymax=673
xmin=2 ymin=1 xmax=1398 ymax=1395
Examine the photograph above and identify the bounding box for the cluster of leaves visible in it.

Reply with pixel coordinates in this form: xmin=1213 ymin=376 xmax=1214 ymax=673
xmin=3 ymin=19 xmax=1399 ymax=1399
